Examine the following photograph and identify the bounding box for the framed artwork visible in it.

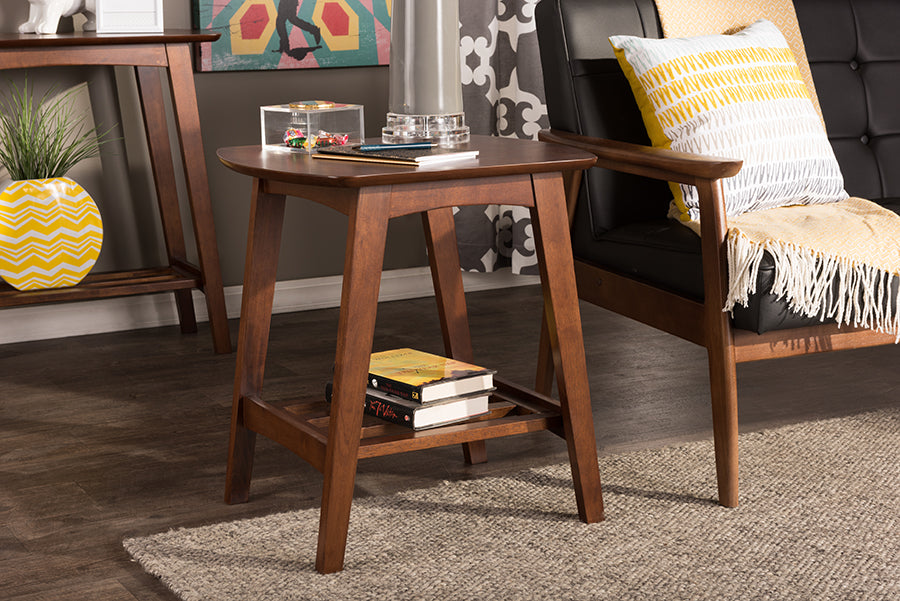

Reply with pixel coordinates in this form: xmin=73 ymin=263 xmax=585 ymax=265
xmin=192 ymin=0 xmax=392 ymax=72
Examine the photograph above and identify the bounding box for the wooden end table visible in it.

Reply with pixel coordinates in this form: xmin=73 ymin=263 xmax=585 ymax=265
xmin=219 ymin=135 xmax=604 ymax=574
xmin=0 ymin=31 xmax=231 ymax=354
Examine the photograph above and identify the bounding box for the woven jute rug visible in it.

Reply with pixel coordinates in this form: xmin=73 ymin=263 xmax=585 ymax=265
xmin=125 ymin=409 xmax=899 ymax=601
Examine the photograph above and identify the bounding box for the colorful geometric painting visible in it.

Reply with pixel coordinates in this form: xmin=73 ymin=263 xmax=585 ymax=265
xmin=192 ymin=0 xmax=392 ymax=71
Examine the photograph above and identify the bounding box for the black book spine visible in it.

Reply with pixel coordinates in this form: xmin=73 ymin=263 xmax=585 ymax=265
xmin=368 ymin=375 xmax=420 ymax=401
xmin=362 ymin=394 xmax=414 ymax=428
xmin=325 ymin=383 xmax=415 ymax=428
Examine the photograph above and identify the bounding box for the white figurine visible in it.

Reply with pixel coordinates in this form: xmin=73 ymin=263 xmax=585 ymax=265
xmin=19 ymin=0 xmax=97 ymax=35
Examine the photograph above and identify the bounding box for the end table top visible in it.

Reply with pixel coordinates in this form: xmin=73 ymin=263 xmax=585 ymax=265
xmin=217 ymin=135 xmax=597 ymax=189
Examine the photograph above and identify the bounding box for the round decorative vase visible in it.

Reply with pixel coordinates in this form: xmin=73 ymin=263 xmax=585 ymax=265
xmin=0 ymin=177 xmax=103 ymax=291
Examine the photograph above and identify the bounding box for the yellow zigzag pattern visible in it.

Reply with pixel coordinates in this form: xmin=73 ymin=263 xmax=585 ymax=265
xmin=0 ymin=178 xmax=103 ymax=291
xmin=653 ymin=0 xmax=823 ymax=122
xmin=639 ymin=47 xmax=809 ymax=129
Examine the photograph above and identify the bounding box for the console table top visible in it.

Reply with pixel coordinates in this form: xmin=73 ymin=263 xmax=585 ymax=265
xmin=0 ymin=30 xmax=219 ymax=49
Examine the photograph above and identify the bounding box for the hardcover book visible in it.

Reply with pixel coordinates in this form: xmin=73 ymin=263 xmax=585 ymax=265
xmin=312 ymin=145 xmax=479 ymax=166
xmin=325 ymin=383 xmax=491 ymax=430
xmin=368 ymin=348 xmax=495 ymax=403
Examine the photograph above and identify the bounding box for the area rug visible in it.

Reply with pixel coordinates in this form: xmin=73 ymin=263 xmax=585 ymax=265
xmin=124 ymin=409 xmax=899 ymax=601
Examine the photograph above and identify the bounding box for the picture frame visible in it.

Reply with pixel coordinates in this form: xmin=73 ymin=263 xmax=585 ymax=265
xmin=191 ymin=0 xmax=392 ymax=72
xmin=95 ymin=0 xmax=164 ymax=34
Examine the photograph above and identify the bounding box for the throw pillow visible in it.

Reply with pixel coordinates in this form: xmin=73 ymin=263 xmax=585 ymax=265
xmin=609 ymin=19 xmax=847 ymax=222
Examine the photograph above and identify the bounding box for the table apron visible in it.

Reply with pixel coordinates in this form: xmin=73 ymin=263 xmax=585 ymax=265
xmin=0 ymin=44 xmax=170 ymax=69
xmin=261 ymin=173 xmax=544 ymax=218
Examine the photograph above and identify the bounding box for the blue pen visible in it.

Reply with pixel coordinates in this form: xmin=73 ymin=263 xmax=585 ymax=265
xmin=358 ymin=142 xmax=437 ymax=151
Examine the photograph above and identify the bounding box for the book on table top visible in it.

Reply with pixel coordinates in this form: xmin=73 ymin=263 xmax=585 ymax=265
xmin=325 ymin=383 xmax=491 ymax=431
xmin=312 ymin=144 xmax=479 ymax=166
xmin=368 ymin=348 xmax=495 ymax=403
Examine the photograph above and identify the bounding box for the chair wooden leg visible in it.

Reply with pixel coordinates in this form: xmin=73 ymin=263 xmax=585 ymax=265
xmin=422 ymin=208 xmax=487 ymax=465
xmin=707 ymin=341 xmax=739 ymax=507
xmin=224 ymin=182 xmax=286 ymax=504
xmin=316 ymin=188 xmax=391 ymax=574
xmin=695 ymin=177 xmax=740 ymax=508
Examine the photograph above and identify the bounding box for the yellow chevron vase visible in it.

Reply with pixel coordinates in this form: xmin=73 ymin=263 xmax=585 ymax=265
xmin=0 ymin=177 xmax=103 ymax=291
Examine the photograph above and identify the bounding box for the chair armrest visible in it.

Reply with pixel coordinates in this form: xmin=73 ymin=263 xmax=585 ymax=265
xmin=538 ymin=129 xmax=738 ymax=342
xmin=538 ymin=129 xmax=742 ymax=185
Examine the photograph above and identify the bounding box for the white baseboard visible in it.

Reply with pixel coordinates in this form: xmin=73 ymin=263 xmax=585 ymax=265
xmin=0 ymin=267 xmax=539 ymax=345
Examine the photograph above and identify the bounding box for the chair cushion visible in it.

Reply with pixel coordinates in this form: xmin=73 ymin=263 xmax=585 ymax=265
xmin=575 ymin=198 xmax=900 ymax=333
xmin=608 ymin=19 xmax=848 ymax=222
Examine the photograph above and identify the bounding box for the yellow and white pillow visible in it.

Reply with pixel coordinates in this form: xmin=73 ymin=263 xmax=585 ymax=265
xmin=609 ymin=19 xmax=847 ymax=222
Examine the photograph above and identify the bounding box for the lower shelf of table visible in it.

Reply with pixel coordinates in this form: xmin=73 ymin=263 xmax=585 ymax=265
xmin=239 ymin=377 xmax=565 ymax=472
xmin=0 ymin=263 xmax=202 ymax=307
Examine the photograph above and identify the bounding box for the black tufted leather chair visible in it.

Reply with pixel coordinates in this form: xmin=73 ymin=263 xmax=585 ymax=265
xmin=534 ymin=0 xmax=900 ymax=507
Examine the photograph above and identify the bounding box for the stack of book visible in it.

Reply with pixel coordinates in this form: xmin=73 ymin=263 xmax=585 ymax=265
xmin=327 ymin=348 xmax=495 ymax=430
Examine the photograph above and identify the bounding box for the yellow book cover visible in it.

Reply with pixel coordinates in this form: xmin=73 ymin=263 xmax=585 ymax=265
xmin=368 ymin=348 xmax=495 ymax=403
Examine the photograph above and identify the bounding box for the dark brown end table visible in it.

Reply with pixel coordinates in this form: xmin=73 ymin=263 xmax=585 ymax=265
xmin=218 ymin=135 xmax=604 ymax=573
xmin=0 ymin=31 xmax=231 ymax=353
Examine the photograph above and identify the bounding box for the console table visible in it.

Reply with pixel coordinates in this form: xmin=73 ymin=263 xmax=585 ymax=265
xmin=0 ymin=31 xmax=231 ymax=354
xmin=219 ymin=135 xmax=604 ymax=573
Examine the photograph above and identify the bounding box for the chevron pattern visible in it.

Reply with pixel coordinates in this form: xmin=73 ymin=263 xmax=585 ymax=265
xmin=654 ymin=0 xmax=823 ymax=123
xmin=0 ymin=178 xmax=103 ymax=291
xmin=610 ymin=19 xmax=847 ymax=222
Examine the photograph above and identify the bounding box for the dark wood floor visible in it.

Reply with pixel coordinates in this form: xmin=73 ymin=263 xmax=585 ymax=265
xmin=2 ymin=284 xmax=897 ymax=600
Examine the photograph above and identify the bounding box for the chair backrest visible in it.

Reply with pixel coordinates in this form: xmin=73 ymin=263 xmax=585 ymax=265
xmin=535 ymin=0 xmax=670 ymax=240
xmin=536 ymin=0 xmax=900 ymax=243
xmin=795 ymin=0 xmax=900 ymax=201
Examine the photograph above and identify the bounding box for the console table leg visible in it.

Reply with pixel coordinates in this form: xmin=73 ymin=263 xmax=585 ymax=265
xmin=421 ymin=208 xmax=487 ymax=465
xmin=225 ymin=182 xmax=286 ymax=504
xmin=531 ymin=173 xmax=604 ymax=523
xmin=316 ymin=188 xmax=391 ymax=574
xmin=166 ymin=43 xmax=232 ymax=354
xmin=136 ymin=65 xmax=198 ymax=335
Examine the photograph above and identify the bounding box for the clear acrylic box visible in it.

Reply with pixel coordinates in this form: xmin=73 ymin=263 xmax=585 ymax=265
xmin=260 ymin=101 xmax=364 ymax=153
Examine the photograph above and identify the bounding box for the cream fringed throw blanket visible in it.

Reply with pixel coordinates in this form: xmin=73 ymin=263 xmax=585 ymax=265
xmin=652 ymin=0 xmax=900 ymax=338
xmin=725 ymin=199 xmax=900 ymax=338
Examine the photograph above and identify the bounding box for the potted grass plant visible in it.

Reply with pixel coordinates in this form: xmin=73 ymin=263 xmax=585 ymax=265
xmin=0 ymin=79 xmax=114 ymax=291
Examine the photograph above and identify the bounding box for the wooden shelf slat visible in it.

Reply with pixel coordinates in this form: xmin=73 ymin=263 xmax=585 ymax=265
xmin=249 ymin=388 xmax=563 ymax=465
xmin=0 ymin=266 xmax=202 ymax=307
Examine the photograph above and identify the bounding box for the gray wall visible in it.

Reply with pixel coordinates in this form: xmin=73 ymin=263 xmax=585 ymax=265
xmin=1 ymin=1 xmax=429 ymax=287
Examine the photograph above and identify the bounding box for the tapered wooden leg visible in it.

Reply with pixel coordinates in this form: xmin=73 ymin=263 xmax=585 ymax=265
xmin=708 ymin=342 xmax=739 ymax=507
xmin=695 ymin=178 xmax=740 ymax=508
xmin=166 ymin=43 xmax=232 ymax=354
xmin=422 ymin=208 xmax=487 ymax=465
xmin=535 ymin=308 xmax=555 ymax=396
xmin=531 ymin=172 xmax=604 ymax=523
xmin=136 ymin=65 xmax=197 ymax=334
xmin=316 ymin=187 xmax=391 ymax=574
xmin=225 ymin=181 xmax=286 ymax=504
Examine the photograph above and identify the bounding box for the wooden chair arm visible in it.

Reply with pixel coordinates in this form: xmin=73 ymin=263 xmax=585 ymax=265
xmin=537 ymin=128 xmax=737 ymax=351
xmin=538 ymin=129 xmax=742 ymax=185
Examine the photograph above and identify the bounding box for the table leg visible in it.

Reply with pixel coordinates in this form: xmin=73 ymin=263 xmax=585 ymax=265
xmin=225 ymin=180 xmax=286 ymax=504
xmin=531 ymin=172 xmax=604 ymax=523
xmin=421 ymin=208 xmax=487 ymax=465
xmin=316 ymin=187 xmax=392 ymax=574
xmin=166 ymin=43 xmax=232 ymax=354
xmin=135 ymin=65 xmax=196 ymax=335
xmin=535 ymin=309 xmax=555 ymax=396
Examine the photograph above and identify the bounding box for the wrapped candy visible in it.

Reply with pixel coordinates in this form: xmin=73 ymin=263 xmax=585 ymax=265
xmin=314 ymin=131 xmax=350 ymax=148
xmin=283 ymin=128 xmax=350 ymax=150
xmin=283 ymin=127 xmax=307 ymax=148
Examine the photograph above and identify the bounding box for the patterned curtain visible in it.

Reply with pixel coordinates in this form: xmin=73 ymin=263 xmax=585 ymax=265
xmin=457 ymin=0 xmax=549 ymax=274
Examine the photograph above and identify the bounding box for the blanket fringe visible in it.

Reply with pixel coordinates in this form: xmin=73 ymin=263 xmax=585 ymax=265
xmin=725 ymin=230 xmax=900 ymax=341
